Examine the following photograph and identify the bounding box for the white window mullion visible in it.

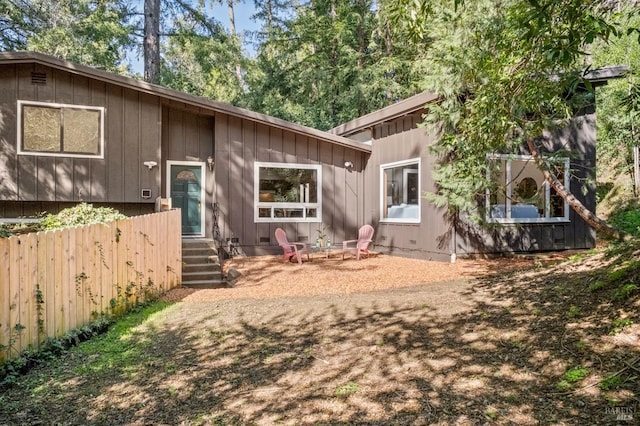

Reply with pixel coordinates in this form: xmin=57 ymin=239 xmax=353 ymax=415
xmin=506 ymin=159 xmax=512 ymax=219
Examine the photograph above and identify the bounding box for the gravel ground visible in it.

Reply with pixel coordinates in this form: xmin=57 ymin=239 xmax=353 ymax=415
xmin=2 ymin=251 xmax=638 ymax=425
xmin=163 ymin=252 xmax=537 ymax=303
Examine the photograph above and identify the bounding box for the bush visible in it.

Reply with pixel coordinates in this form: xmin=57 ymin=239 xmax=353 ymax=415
xmin=40 ymin=203 xmax=126 ymax=230
xmin=608 ymin=201 xmax=640 ymax=237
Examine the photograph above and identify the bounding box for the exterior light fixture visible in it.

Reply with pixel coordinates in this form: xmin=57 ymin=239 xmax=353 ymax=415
xmin=207 ymin=156 xmax=215 ymax=171
xmin=143 ymin=161 xmax=158 ymax=170
xmin=344 ymin=161 xmax=354 ymax=169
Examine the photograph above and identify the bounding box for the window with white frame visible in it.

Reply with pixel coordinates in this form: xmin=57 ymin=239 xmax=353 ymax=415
xmin=380 ymin=158 xmax=421 ymax=223
xmin=254 ymin=162 xmax=321 ymax=222
xmin=17 ymin=100 xmax=104 ymax=158
xmin=486 ymin=154 xmax=570 ymax=223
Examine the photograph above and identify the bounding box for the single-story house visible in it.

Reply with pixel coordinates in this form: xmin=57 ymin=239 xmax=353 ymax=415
xmin=0 ymin=51 xmax=624 ymax=261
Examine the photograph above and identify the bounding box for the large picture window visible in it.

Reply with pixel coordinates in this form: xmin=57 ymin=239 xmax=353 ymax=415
xmin=254 ymin=162 xmax=321 ymax=222
xmin=17 ymin=100 xmax=104 ymax=158
xmin=380 ymin=158 xmax=421 ymax=223
xmin=486 ymin=154 xmax=570 ymax=223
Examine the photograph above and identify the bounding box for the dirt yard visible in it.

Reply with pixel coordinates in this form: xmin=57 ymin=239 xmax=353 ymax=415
xmin=166 ymin=252 xmax=531 ymax=302
xmin=1 ymin=252 xmax=638 ymax=425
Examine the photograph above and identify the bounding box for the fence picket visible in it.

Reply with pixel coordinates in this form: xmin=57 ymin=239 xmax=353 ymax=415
xmin=25 ymin=233 xmax=38 ymax=350
xmin=60 ymin=228 xmax=71 ymax=333
xmin=0 ymin=210 xmax=181 ymax=363
xmin=9 ymin=237 xmax=22 ymax=355
xmin=0 ymin=238 xmax=10 ymax=362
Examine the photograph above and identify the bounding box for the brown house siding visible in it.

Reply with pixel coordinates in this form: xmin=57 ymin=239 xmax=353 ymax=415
xmin=0 ymin=63 xmax=162 ymax=215
xmin=364 ymin=112 xmax=452 ymax=262
xmin=213 ymin=114 xmax=367 ymax=255
xmin=454 ymin=110 xmax=597 ymax=255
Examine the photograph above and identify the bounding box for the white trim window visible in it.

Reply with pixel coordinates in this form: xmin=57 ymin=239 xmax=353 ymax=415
xmin=486 ymin=154 xmax=570 ymax=223
xmin=254 ymin=162 xmax=322 ymax=223
xmin=17 ymin=100 xmax=105 ymax=159
xmin=380 ymin=158 xmax=421 ymax=223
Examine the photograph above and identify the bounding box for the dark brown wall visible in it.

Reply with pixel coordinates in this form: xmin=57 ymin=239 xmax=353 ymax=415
xmin=213 ymin=114 xmax=367 ymax=255
xmin=0 ymin=63 xmax=162 ymax=207
xmin=364 ymin=112 xmax=452 ymax=261
xmin=455 ymin=111 xmax=597 ymax=255
xmin=361 ymin=108 xmax=597 ymax=260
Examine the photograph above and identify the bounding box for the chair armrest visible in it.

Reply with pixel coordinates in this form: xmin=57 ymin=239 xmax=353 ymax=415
xmin=280 ymin=243 xmax=299 ymax=252
xmin=342 ymin=239 xmax=357 ymax=248
xmin=291 ymin=242 xmax=308 ymax=250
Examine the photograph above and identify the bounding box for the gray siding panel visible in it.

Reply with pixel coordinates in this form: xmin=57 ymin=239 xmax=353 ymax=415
xmin=0 ymin=64 xmax=18 ymax=201
xmin=366 ymin=112 xmax=451 ymax=260
xmin=90 ymin=79 xmax=107 ymax=201
xmin=212 ymin=113 xmax=366 ymax=254
xmin=1 ymin=64 xmax=162 ymax=205
xmin=58 ymin=159 xmax=73 ymax=200
xmin=107 ymin=84 xmax=125 ymax=201
xmin=123 ymin=89 xmax=141 ymax=202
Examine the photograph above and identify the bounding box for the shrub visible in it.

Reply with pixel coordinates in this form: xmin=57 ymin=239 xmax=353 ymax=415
xmin=40 ymin=203 xmax=126 ymax=230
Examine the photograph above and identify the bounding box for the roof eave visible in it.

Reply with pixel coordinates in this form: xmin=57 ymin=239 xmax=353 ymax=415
xmin=0 ymin=51 xmax=371 ymax=153
xmin=330 ymin=91 xmax=438 ymax=137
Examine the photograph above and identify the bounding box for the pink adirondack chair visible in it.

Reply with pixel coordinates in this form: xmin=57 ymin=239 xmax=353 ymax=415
xmin=342 ymin=224 xmax=374 ymax=260
xmin=275 ymin=228 xmax=310 ymax=265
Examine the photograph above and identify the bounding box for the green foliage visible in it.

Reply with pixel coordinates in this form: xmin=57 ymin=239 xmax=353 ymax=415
xmin=40 ymin=203 xmax=126 ymax=231
xmin=610 ymin=317 xmax=633 ymax=335
xmin=392 ymin=0 xmax=622 ymax=224
xmin=0 ymin=316 xmax=112 ymax=386
xmin=0 ymin=225 xmax=11 ymax=238
xmin=567 ymin=305 xmax=582 ymax=318
xmin=600 ymin=374 xmax=624 ymax=391
xmin=556 ymin=365 xmax=590 ymax=391
xmin=589 ymin=280 xmax=606 ymax=292
xmin=159 ymin=7 xmax=245 ymax=103
xmin=243 ymin=0 xmax=424 ymax=130
xmin=0 ymin=300 xmax=171 ymax=386
xmin=608 ymin=202 xmax=640 ymax=237
xmin=335 ymin=381 xmax=359 ymax=398
xmin=612 ymin=283 xmax=638 ymax=302
xmin=2 ymin=0 xmax=134 ymax=72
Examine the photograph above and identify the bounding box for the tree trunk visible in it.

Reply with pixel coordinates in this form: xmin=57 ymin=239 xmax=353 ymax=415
xmin=144 ymin=0 xmax=161 ymax=83
xmin=227 ymin=0 xmax=245 ymax=88
xmin=526 ymin=138 xmax=622 ymax=240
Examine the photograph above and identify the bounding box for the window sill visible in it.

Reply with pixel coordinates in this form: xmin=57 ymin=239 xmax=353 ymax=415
xmin=379 ymin=219 xmax=421 ymax=224
xmin=487 ymin=218 xmax=570 ymax=225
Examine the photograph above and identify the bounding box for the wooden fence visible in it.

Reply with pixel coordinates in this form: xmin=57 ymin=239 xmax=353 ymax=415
xmin=0 ymin=209 xmax=182 ymax=363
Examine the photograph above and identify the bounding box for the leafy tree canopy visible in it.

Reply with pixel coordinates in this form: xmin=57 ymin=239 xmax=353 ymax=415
xmin=391 ymin=0 xmax=625 ymax=234
xmin=1 ymin=0 xmax=134 ymax=73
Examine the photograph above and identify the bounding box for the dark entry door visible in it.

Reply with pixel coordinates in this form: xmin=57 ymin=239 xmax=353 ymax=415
xmin=170 ymin=164 xmax=203 ymax=235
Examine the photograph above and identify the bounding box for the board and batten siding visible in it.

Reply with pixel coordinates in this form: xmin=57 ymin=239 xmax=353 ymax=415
xmin=213 ymin=113 xmax=366 ymax=255
xmin=455 ymin=109 xmax=597 ymax=255
xmin=160 ymin=103 xmax=215 ymax=235
xmin=364 ymin=112 xmax=452 ymax=261
xmin=0 ymin=63 xmax=162 ymax=214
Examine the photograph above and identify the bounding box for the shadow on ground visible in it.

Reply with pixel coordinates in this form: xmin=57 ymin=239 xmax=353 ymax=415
xmin=0 ymin=254 xmax=638 ymax=425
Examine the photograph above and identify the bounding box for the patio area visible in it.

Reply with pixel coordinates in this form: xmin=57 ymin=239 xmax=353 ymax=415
xmin=162 ymin=253 xmax=551 ymax=303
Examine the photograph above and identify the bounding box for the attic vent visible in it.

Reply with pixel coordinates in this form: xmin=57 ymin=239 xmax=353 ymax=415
xmin=31 ymin=72 xmax=47 ymax=85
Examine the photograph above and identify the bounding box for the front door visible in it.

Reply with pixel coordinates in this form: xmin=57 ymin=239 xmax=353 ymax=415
xmin=169 ymin=163 xmax=204 ymax=235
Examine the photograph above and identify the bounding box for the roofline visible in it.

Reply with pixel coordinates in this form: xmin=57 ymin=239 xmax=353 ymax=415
xmin=0 ymin=51 xmax=371 ymax=153
xmin=330 ymin=91 xmax=438 ymax=137
xmin=331 ymin=65 xmax=629 ymax=137
xmin=583 ymin=65 xmax=629 ymax=84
